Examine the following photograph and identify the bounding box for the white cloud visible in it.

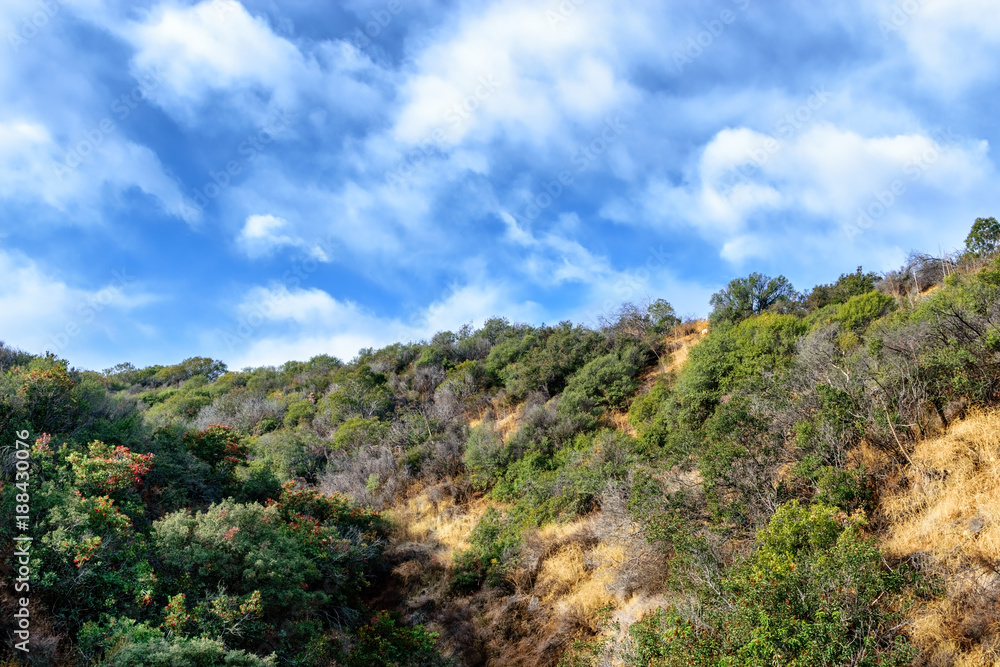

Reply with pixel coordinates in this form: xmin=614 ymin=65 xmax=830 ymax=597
xmin=124 ymin=1 xmax=306 ymax=112
xmin=499 ymin=211 xmax=615 ymax=285
xmin=603 ymin=123 xmax=994 ymax=264
xmin=116 ymin=0 xmax=389 ymax=125
xmin=497 ymin=211 xmax=716 ymax=322
xmin=720 ymin=233 xmax=771 ymax=264
xmin=237 ymin=214 xmax=330 ymax=260
xmin=0 ymin=117 xmax=190 ymax=222
xmin=0 ymin=249 xmax=159 ymax=359
xmin=391 ymin=0 xmax=642 ymax=148
xmin=880 ymin=0 xmax=1000 ymax=93
xmin=570 ymin=264 xmax=717 ymax=326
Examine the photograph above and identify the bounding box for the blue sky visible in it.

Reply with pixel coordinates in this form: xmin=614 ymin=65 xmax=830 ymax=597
xmin=1 ymin=0 xmax=998 ymax=371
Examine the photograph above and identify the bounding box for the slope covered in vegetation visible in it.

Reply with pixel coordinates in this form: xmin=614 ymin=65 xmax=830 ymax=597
xmin=2 ymin=218 xmax=1000 ymax=666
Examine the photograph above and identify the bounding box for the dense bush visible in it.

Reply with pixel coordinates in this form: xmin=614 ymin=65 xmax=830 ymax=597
xmin=80 ymin=618 xmax=276 ymax=667
xmin=453 ymin=507 xmax=521 ymax=590
xmin=627 ymin=501 xmax=916 ymax=667
xmin=558 ymin=344 xmax=647 ymax=417
xmin=343 ymin=611 xmax=451 ymax=667
xmin=806 ymin=266 xmax=882 ymax=310
xmin=485 ymin=322 xmax=607 ymax=400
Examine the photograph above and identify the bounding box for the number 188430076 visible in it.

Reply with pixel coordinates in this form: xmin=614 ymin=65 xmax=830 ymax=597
xmin=13 ymin=430 xmax=32 ymax=530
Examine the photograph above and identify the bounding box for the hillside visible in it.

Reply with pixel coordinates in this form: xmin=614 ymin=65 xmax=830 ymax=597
xmin=3 ymin=221 xmax=1000 ymax=666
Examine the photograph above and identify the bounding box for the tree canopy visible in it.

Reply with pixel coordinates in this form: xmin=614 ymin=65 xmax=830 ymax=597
xmin=709 ymin=272 xmax=800 ymax=324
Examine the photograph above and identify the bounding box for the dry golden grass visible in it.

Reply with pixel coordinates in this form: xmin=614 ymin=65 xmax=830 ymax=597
xmin=470 ymin=398 xmax=526 ymax=439
xmin=883 ymin=410 xmax=1000 ymax=666
xmin=534 ymin=540 xmax=620 ymax=622
xmin=662 ymin=319 xmax=709 ymax=374
xmin=607 ymin=410 xmax=637 ymax=437
xmin=385 ymin=494 xmax=667 ymax=667
xmin=389 ymin=488 xmax=494 ymax=569
xmin=672 ymin=319 xmax=710 ymax=338
xmin=497 ymin=411 xmax=523 ymax=442
xmin=634 ymin=319 xmax=709 ymax=396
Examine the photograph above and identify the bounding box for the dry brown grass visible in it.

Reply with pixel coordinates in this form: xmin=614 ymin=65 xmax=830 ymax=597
xmin=672 ymin=319 xmax=710 ymax=338
xmin=606 ymin=410 xmax=637 ymax=437
xmin=532 ymin=534 xmax=619 ymax=623
xmin=497 ymin=402 xmax=526 ymax=442
xmin=883 ymin=410 xmax=1000 ymax=666
xmin=389 ymin=487 xmax=494 ymax=563
xmin=383 ymin=483 xmax=669 ymax=667
xmin=634 ymin=319 xmax=709 ymax=396
xmin=662 ymin=319 xmax=709 ymax=374
xmin=470 ymin=398 xmax=526 ymax=439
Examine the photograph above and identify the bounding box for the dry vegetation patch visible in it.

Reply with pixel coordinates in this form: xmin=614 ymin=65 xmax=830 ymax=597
xmin=663 ymin=319 xmax=709 ymax=374
xmin=381 ymin=485 xmax=668 ymax=667
xmin=884 ymin=410 xmax=1000 ymax=666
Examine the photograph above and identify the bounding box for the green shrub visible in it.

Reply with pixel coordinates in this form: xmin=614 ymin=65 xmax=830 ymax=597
xmin=625 ymin=501 xmax=917 ymax=667
xmin=332 ymin=416 xmax=389 ymax=451
xmin=464 ymin=421 xmax=507 ymax=488
xmin=558 ymin=345 xmax=646 ymax=417
xmin=236 ymin=460 xmax=283 ymax=503
xmin=318 ymin=366 xmax=394 ymax=425
xmin=674 ymin=313 xmax=806 ymax=426
xmin=283 ymin=398 xmax=316 ymax=428
xmin=153 ymin=491 xmax=384 ymax=628
xmin=627 ymin=378 xmax=671 ymax=435
xmin=9 ymin=360 xmax=78 ymax=433
xmin=453 ymin=508 xmax=521 ymax=590
xmin=106 ymin=636 xmax=275 ymax=666
xmin=806 ymin=267 xmax=882 ymax=310
xmin=835 ymin=291 xmax=896 ymax=331
xmin=486 ymin=323 xmax=606 ymax=401
xmin=344 ymin=611 xmax=450 ymax=667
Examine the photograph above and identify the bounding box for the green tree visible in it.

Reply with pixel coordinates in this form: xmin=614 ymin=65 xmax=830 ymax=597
xmin=964 ymin=216 xmax=1000 ymax=257
xmin=709 ymin=273 xmax=800 ymax=325
xmin=155 ymin=357 xmax=229 ymax=385
xmin=647 ymin=299 xmax=681 ymax=332
xmin=806 ymin=266 xmax=882 ymax=310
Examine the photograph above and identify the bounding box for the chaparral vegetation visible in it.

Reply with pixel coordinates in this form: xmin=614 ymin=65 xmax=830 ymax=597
xmin=2 ymin=218 xmax=1000 ymax=666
